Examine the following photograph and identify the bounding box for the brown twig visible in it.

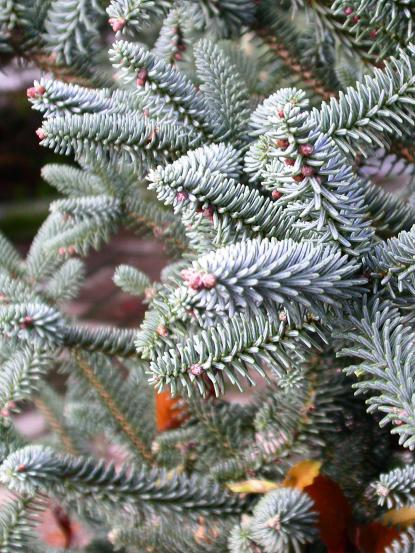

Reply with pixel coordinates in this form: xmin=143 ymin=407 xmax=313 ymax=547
xmin=34 ymin=397 xmax=79 ymax=456
xmin=74 ymin=352 xmax=154 ymax=464
xmin=256 ymin=28 xmax=337 ymax=101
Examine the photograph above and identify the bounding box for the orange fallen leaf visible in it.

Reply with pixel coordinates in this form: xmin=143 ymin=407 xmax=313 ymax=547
xmin=155 ymin=390 xmax=186 ymax=432
xmin=381 ymin=506 xmax=415 ymax=528
xmin=227 ymin=479 xmax=279 ymax=494
xmin=279 ymin=461 xmax=351 ymax=552
xmin=282 ymin=459 xmax=322 ymax=490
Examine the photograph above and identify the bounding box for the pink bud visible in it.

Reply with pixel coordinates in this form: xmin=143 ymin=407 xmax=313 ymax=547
xmin=36 ymin=128 xmax=46 ymax=140
xmin=108 ymin=17 xmax=126 ymax=32
xmin=277 ymin=109 xmax=285 ymax=118
xmin=67 ymin=245 xmax=77 ymax=256
xmin=144 ymin=287 xmax=156 ymax=301
xmin=136 ymin=68 xmax=148 ymax=87
xmin=302 ymin=165 xmax=314 ymax=177
xmin=180 ymin=269 xmax=194 ymax=281
xmin=370 ymin=29 xmax=378 ymax=39
xmin=58 ymin=247 xmax=67 ymax=256
xmin=176 ymin=191 xmax=189 ymax=202
xmin=27 ymin=84 xmax=46 ymax=99
xmin=343 ymin=6 xmax=353 ymax=15
xmin=202 ymin=273 xmax=216 ymax=289
xmin=189 ymin=274 xmax=203 ymax=291
xmin=299 ymin=144 xmax=314 ymax=156
xmin=190 ymin=363 xmax=204 ymax=376
xmin=202 ymin=205 xmax=214 ymax=221
xmin=352 ymin=15 xmax=360 ymax=24
xmin=156 ymin=324 xmax=169 ymax=337
xmin=272 ymin=190 xmax=282 ymax=200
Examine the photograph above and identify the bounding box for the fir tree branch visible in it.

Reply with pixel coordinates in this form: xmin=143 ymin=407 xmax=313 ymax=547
xmin=0 ymin=445 xmax=244 ymax=519
xmin=73 ymin=352 xmax=155 ymax=462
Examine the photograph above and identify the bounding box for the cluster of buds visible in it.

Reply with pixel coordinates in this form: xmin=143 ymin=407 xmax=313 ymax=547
xmin=280 ymin=143 xmax=316 ymax=183
xmin=391 ymin=408 xmax=407 ymax=426
xmin=181 ymin=269 xmax=216 ymax=291
xmin=58 ymin=246 xmax=77 ymax=256
xmin=343 ymin=6 xmax=360 ymax=23
xmin=27 ymin=84 xmax=46 ymax=99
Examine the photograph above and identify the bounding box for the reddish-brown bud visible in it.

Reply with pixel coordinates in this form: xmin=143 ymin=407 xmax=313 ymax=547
xmin=293 ymin=175 xmax=304 ymax=182
xmin=276 ymin=139 xmax=289 ymax=150
xmin=272 ymin=190 xmax=282 ymax=200
xmin=352 ymin=15 xmax=360 ymax=23
xmin=20 ymin=316 xmax=33 ymax=329
xmin=277 ymin=109 xmax=285 ymax=118
xmin=302 ymin=165 xmax=314 ymax=177
xmin=299 ymin=144 xmax=314 ymax=156
xmin=189 ymin=274 xmax=203 ymax=291
xmin=202 ymin=205 xmax=214 ymax=221
xmin=136 ymin=68 xmax=148 ymax=87
xmin=284 ymin=158 xmax=295 ymax=166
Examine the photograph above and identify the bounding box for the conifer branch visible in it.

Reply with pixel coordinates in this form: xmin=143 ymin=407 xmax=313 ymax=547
xmin=73 ymin=352 xmax=155 ymax=463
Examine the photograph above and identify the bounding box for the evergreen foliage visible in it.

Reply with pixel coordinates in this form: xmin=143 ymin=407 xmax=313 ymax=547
xmin=2 ymin=0 xmax=415 ymax=551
